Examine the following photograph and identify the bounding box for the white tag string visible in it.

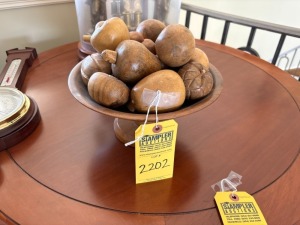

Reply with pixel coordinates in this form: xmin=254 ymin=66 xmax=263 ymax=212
xmin=125 ymin=90 xmax=161 ymax=147
xmin=220 ymin=178 xmax=237 ymax=192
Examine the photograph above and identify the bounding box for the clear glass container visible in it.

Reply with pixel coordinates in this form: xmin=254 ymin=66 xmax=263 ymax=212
xmin=75 ymin=0 xmax=182 ymax=58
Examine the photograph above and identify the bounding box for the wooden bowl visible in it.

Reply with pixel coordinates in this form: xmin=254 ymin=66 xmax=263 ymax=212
xmin=68 ymin=62 xmax=223 ymax=145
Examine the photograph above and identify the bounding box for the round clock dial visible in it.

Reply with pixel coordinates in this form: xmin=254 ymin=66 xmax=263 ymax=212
xmin=0 ymin=87 xmax=30 ymax=130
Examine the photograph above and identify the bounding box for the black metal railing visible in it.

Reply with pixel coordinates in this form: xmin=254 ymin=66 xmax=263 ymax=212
xmin=180 ymin=3 xmax=300 ymax=66
xmin=276 ymin=45 xmax=300 ymax=80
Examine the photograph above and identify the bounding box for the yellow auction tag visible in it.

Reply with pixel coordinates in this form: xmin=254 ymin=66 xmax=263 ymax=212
xmin=135 ymin=119 xmax=178 ymax=184
xmin=215 ymin=191 xmax=268 ymax=225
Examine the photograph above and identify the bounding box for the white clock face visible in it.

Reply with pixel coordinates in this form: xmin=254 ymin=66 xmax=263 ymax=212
xmin=0 ymin=87 xmax=25 ymax=122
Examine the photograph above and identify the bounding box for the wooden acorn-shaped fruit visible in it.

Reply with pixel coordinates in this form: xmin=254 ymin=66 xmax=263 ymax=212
xmin=90 ymin=17 xmax=130 ymax=53
xmin=81 ymin=53 xmax=112 ymax=85
xmin=88 ymin=72 xmax=129 ymax=108
xmin=101 ymin=40 xmax=162 ymax=84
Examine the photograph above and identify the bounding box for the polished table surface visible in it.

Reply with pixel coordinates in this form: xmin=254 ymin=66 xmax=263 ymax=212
xmin=0 ymin=40 xmax=299 ymax=225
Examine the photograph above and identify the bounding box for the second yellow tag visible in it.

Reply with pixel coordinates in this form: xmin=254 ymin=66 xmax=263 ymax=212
xmin=215 ymin=191 xmax=268 ymax=225
xmin=135 ymin=119 xmax=178 ymax=184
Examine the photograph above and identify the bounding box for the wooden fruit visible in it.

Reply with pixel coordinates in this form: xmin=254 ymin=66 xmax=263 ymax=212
xmin=101 ymin=40 xmax=162 ymax=84
xmin=90 ymin=17 xmax=130 ymax=53
xmin=130 ymin=69 xmax=186 ymax=113
xmin=189 ymin=48 xmax=210 ymax=71
xmin=88 ymin=72 xmax=129 ymax=108
xmin=155 ymin=24 xmax=195 ymax=67
xmin=81 ymin=53 xmax=111 ymax=85
xmin=178 ymin=62 xmax=213 ymax=100
xmin=129 ymin=31 xmax=144 ymax=42
xmin=136 ymin=19 xmax=165 ymax=42
xmin=142 ymin=39 xmax=156 ymax=54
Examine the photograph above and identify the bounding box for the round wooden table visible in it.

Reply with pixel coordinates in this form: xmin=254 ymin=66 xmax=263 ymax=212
xmin=0 ymin=40 xmax=299 ymax=225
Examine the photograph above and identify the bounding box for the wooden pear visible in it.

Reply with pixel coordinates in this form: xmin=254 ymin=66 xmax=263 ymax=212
xmin=101 ymin=40 xmax=162 ymax=84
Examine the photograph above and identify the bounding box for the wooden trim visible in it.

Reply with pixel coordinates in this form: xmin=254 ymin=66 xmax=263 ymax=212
xmin=0 ymin=0 xmax=74 ymax=10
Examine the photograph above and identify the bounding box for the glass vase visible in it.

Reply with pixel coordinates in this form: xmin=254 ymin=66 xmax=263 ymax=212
xmin=74 ymin=0 xmax=182 ymax=59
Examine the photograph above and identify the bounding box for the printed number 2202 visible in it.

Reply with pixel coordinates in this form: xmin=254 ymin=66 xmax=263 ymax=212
xmin=139 ymin=159 xmax=170 ymax=174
